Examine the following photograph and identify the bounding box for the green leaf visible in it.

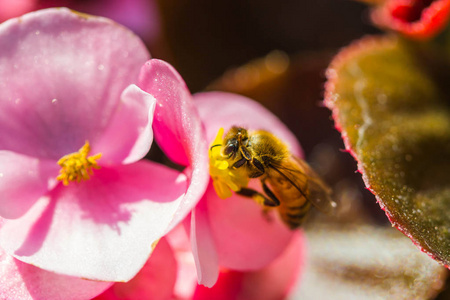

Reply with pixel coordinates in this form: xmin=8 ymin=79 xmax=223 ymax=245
xmin=325 ymin=35 xmax=450 ymax=266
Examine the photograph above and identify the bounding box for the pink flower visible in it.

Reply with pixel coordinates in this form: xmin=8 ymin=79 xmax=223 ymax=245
xmin=139 ymin=60 xmax=303 ymax=287
xmin=0 ymin=7 xmax=208 ymax=291
xmin=191 ymin=231 xmax=305 ymax=300
xmin=94 ymin=225 xmax=305 ymax=300
xmin=93 ymin=238 xmax=177 ymax=300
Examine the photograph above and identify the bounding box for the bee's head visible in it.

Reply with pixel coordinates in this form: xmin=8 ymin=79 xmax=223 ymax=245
xmin=223 ymin=127 xmax=248 ymax=158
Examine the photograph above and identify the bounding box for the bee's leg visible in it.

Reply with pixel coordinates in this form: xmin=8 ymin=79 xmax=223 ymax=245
xmin=261 ymin=181 xmax=280 ymax=207
xmin=248 ymin=158 xmax=265 ymax=178
xmin=237 ymin=187 xmax=264 ymax=200
xmin=237 ymin=187 xmax=273 ymax=206
xmin=240 ymin=145 xmax=252 ymax=160
xmin=232 ymin=157 xmax=247 ymax=169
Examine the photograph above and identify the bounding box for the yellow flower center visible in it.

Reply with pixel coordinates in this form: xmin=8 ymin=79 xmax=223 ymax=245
xmin=209 ymin=128 xmax=249 ymax=199
xmin=56 ymin=141 xmax=102 ymax=185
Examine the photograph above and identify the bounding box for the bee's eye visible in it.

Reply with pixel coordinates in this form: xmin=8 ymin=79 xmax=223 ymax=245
xmin=224 ymin=144 xmax=236 ymax=155
xmin=224 ymin=140 xmax=238 ymax=156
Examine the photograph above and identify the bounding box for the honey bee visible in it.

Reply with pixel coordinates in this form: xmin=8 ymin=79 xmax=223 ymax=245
xmin=211 ymin=126 xmax=336 ymax=229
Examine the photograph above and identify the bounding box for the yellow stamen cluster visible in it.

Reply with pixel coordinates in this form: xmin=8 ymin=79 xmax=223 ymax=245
xmin=209 ymin=128 xmax=249 ymax=199
xmin=56 ymin=141 xmax=102 ymax=185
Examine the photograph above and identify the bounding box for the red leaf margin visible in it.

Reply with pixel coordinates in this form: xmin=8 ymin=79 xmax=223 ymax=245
xmin=323 ymin=35 xmax=450 ymax=269
xmin=371 ymin=0 xmax=450 ymax=40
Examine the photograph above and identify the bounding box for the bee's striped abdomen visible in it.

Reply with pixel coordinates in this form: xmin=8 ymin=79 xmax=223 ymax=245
xmin=268 ymin=172 xmax=312 ymax=229
xmin=278 ymin=196 xmax=311 ymax=229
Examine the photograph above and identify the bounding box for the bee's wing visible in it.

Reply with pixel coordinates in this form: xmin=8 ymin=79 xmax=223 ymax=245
xmin=270 ymin=156 xmax=337 ymax=214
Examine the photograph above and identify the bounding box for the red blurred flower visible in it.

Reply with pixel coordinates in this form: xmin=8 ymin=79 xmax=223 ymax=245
xmin=372 ymin=0 xmax=450 ymax=40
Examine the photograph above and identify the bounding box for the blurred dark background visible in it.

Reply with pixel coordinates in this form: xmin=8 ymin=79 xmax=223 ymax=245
xmin=155 ymin=0 xmax=379 ymax=91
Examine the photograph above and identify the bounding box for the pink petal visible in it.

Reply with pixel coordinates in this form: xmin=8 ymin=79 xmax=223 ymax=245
xmin=92 ymin=84 xmax=156 ymax=165
xmin=167 ymin=225 xmax=199 ymax=299
xmin=139 ymin=59 xmax=210 ymax=231
xmin=94 ymin=238 xmax=177 ymax=300
xmin=205 ymin=182 xmax=294 ymax=270
xmin=245 ymin=231 xmax=305 ymax=299
xmin=0 ymin=245 xmax=112 ymax=300
xmin=194 ymin=92 xmax=303 ymax=157
xmin=0 ymin=161 xmax=187 ymax=282
xmin=194 ymin=270 xmax=246 ymax=300
xmin=138 ymin=59 xmax=201 ymax=165
xmin=190 ymin=199 xmax=219 ymax=287
xmin=0 ymin=151 xmax=58 ymax=219
xmin=0 ymin=0 xmax=36 ymax=22
xmin=193 ymin=231 xmax=305 ymax=300
xmin=0 ymin=8 xmax=149 ymax=160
